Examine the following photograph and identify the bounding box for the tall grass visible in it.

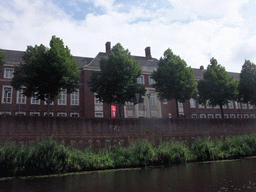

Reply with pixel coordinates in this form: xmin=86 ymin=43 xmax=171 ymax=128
xmin=1 ymin=134 xmax=256 ymax=178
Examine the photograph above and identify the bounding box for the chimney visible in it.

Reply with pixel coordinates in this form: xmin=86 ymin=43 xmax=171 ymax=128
xmin=105 ymin=42 xmax=111 ymax=54
xmin=200 ymin=65 xmax=204 ymax=70
xmin=145 ymin=47 xmax=152 ymax=59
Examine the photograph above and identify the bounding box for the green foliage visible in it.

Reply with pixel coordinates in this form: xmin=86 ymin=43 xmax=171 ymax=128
xmin=0 ymin=49 xmax=5 ymax=67
xmin=157 ymin=141 xmax=191 ymax=165
xmin=88 ymin=43 xmax=146 ymax=117
xmin=238 ymin=60 xmax=256 ymax=105
xmin=198 ymin=58 xmax=238 ymax=118
xmin=11 ymin=36 xmax=80 ymax=104
xmin=152 ymin=48 xmax=197 ymax=118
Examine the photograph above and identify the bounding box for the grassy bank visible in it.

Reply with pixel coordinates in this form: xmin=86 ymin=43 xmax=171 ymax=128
xmin=1 ymin=134 xmax=256 ymax=178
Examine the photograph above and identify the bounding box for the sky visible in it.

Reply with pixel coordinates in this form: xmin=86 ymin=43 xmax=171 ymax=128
xmin=1 ymin=0 xmax=256 ymax=72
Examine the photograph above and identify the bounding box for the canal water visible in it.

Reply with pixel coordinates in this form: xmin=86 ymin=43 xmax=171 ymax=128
xmin=1 ymin=157 xmax=256 ymax=192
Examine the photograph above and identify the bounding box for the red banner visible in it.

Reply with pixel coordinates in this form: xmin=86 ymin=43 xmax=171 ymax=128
xmin=111 ymin=105 xmax=116 ymax=118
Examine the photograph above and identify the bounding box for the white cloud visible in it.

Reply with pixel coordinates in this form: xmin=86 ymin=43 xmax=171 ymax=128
xmin=0 ymin=0 xmax=256 ymax=73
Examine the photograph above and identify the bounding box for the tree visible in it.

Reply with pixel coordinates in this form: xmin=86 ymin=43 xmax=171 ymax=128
xmin=11 ymin=35 xmax=80 ymax=116
xmin=88 ymin=43 xmax=146 ymax=118
xmin=198 ymin=58 xmax=238 ymax=118
xmin=238 ymin=60 xmax=256 ymax=105
xmin=151 ymin=48 xmax=197 ymax=118
xmin=0 ymin=49 xmax=5 ymax=67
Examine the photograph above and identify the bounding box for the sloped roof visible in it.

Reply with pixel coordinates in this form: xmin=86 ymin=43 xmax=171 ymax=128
xmin=0 ymin=49 xmax=93 ymax=69
xmin=193 ymin=68 xmax=240 ymax=80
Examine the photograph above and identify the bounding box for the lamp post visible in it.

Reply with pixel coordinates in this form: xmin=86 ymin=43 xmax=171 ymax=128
xmin=147 ymin=93 xmax=151 ymax=118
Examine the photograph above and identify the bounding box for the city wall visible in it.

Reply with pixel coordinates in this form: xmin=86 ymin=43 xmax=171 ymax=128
xmin=0 ymin=116 xmax=255 ymax=150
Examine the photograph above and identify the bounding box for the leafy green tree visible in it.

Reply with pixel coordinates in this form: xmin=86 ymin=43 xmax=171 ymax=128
xmin=0 ymin=49 xmax=5 ymax=67
xmin=238 ymin=60 xmax=256 ymax=105
xmin=88 ymin=43 xmax=146 ymax=118
xmin=198 ymin=58 xmax=238 ymax=118
xmin=151 ymin=48 xmax=197 ymax=118
xmin=11 ymin=36 xmax=80 ymax=116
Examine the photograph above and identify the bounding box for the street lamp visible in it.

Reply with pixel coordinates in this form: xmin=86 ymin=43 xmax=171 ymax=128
xmin=147 ymin=93 xmax=151 ymax=118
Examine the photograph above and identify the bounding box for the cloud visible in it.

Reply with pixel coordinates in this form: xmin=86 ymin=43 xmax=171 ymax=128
xmin=0 ymin=0 xmax=256 ymax=73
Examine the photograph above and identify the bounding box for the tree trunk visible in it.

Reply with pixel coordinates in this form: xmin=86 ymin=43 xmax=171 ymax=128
xmin=220 ymin=104 xmax=224 ymax=119
xmin=175 ymin=99 xmax=179 ymax=119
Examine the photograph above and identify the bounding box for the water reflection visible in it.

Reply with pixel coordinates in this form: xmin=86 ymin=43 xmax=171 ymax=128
xmin=1 ymin=158 xmax=256 ymax=192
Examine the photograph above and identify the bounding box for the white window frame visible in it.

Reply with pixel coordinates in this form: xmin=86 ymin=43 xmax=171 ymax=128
xmin=43 ymin=112 xmax=54 ymax=116
xmin=163 ymin=99 xmax=168 ymax=104
xmin=57 ymin=112 xmax=67 ymax=117
xmin=230 ymin=114 xmax=236 ymax=118
xmin=242 ymin=103 xmax=247 ymax=109
xmin=190 ymin=99 xmax=196 ymax=108
xmin=248 ymin=103 xmax=254 ymax=109
xmin=215 ymin=114 xmax=221 ymax=118
xmin=149 ymin=92 xmax=156 ymax=106
xmin=137 ymin=75 xmax=144 ymax=84
xmin=44 ymin=100 xmax=54 ymax=105
xmin=198 ymin=103 xmax=204 ymax=108
xmin=250 ymin=114 xmax=255 ymax=118
xmin=200 ymin=114 xmax=206 ymax=118
xmin=125 ymin=101 xmax=134 ymax=106
xmin=224 ymin=114 xmax=229 ymax=118
xmin=4 ymin=68 xmax=14 ymax=78
xmin=244 ymin=114 xmax=249 ymax=118
xmin=2 ymin=86 xmax=13 ymax=104
xmin=0 ymin=111 xmax=11 ymax=115
xmin=148 ymin=76 xmax=155 ymax=85
xmin=208 ymin=114 xmax=214 ymax=118
xmin=71 ymin=89 xmax=79 ymax=105
xmin=58 ymin=90 xmax=67 ymax=105
xmin=17 ymin=87 xmax=26 ymax=104
xmin=70 ymin=112 xmax=79 ymax=117
xmin=222 ymin=104 xmax=227 ymax=109
xmin=214 ymin=105 xmax=220 ymax=109
xmin=191 ymin=114 xmax=197 ymax=118
xmin=237 ymin=114 xmax=243 ymax=118
xmin=95 ymin=112 xmax=103 ymax=118
xmin=235 ymin=101 xmax=241 ymax=109
xmin=30 ymin=112 xmax=40 ymax=116
xmin=15 ymin=112 xmax=26 ymax=116
xmin=94 ymin=93 xmax=103 ymax=105
xmin=31 ymin=96 xmax=40 ymax=105
xmin=228 ymin=100 xmax=234 ymax=109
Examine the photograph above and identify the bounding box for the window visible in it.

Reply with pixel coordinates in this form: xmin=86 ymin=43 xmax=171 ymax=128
xmin=163 ymin=99 xmax=167 ymax=104
xmin=222 ymin=104 xmax=227 ymax=109
xmin=178 ymin=101 xmax=184 ymax=114
xmin=57 ymin=112 xmax=67 ymax=117
xmin=206 ymin=101 xmax=212 ymax=109
xmin=242 ymin=103 xmax=247 ymax=109
xmin=215 ymin=114 xmax=221 ymax=118
xmin=214 ymin=105 xmax=220 ymax=109
xmin=198 ymin=103 xmax=204 ymax=108
xmin=30 ymin=112 xmax=40 ymax=116
xmin=0 ymin=111 xmax=11 ymax=115
xmin=15 ymin=112 xmax=26 ymax=116
xmin=137 ymin=75 xmax=144 ymax=84
xmin=200 ymin=114 xmax=206 ymax=118
xmin=94 ymin=94 xmax=102 ymax=105
xmin=191 ymin=114 xmax=197 ymax=118
xmin=44 ymin=100 xmax=54 ymax=105
xmin=4 ymin=68 xmax=14 ymax=78
xmin=244 ymin=114 xmax=249 ymax=118
xmin=248 ymin=103 xmax=254 ymax=109
xmin=149 ymin=92 xmax=156 ymax=106
xmin=224 ymin=114 xmax=229 ymax=118
xmin=95 ymin=112 xmax=103 ymax=117
xmin=228 ymin=100 xmax=234 ymax=109
xmin=190 ymin=99 xmax=196 ymax=108
xmin=125 ymin=101 xmax=133 ymax=106
xmin=2 ymin=86 xmax=12 ymax=104
xmin=17 ymin=87 xmax=26 ymax=104
xmin=148 ymin=76 xmax=155 ymax=85
xmin=250 ymin=114 xmax=255 ymax=118
xmin=31 ymin=96 xmax=40 ymax=105
xmin=58 ymin=90 xmax=67 ymax=105
xmin=237 ymin=114 xmax=242 ymax=118
xmin=208 ymin=114 xmax=214 ymax=118
xmin=71 ymin=89 xmax=79 ymax=105
xmin=230 ymin=114 xmax=236 ymax=118
xmin=235 ymin=101 xmax=241 ymax=109
xmin=70 ymin=112 xmax=79 ymax=117
xmin=43 ymin=112 xmax=54 ymax=116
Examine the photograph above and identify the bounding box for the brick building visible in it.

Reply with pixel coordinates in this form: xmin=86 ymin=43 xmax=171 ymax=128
xmin=1 ymin=42 xmax=255 ymax=119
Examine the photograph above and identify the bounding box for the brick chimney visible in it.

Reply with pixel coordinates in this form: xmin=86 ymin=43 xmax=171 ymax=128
xmin=200 ymin=65 xmax=204 ymax=70
xmin=145 ymin=47 xmax=152 ymax=59
xmin=105 ymin=42 xmax=111 ymax=54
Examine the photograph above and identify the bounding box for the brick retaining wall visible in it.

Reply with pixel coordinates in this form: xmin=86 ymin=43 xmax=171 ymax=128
xmin=0 ymin=116 xmax=255 ymax=150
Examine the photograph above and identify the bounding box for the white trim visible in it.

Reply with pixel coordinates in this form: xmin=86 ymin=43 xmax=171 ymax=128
xmin=191 ymin=114 xmax=197 ymax=118
xmin=70 ymin=112 xmax=79 ymax=117
xmin=31 ymin=97 xmax=40 ymax=105
xmin=230 ymin=114 xmax=236 ymax=118
xmin=30 ymin=112 xmax=40 ymax=116
xmin=43 ymin=112 xmax=54 ymax=116
xmin=250 ymin=114 xmax=255 ymax=118
xmin=244 ymin=114 xmax=249 ymax=118
xmin=16 ymin=87 xmax=26 ymax=104
xmin=200 ymin=114 xmax=206 ymax=118
xmin=0 ymin=111 xmax=11 ymax=115
xmin=15 ymin=112 xmax=26 ymax=116
xmin=224 ymin=114 xmax=229 ymax=118
xmin=4 ymin=68 xmax=14 ymax=78
xmin=148 ymin=76 xmax=155 ymax=85
xmin=57 ymin=112 xmax=67 ymax=117
xmin=95 ymin=112 xmax=103 ymax=117
xmin=215 ymin=114 xmax=221 ymax=118
xmin=58 ymin=90 xmax=67 ymax=105
xmin=137 ymin=75 xmax=144 ymax=84
xmin=208 ymin=114 xmax=214 ymax=118
xmin=237 ymin=114 xmax=243 ymax=118
xmin=71 ymin=89 xmax=79 ymax=105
